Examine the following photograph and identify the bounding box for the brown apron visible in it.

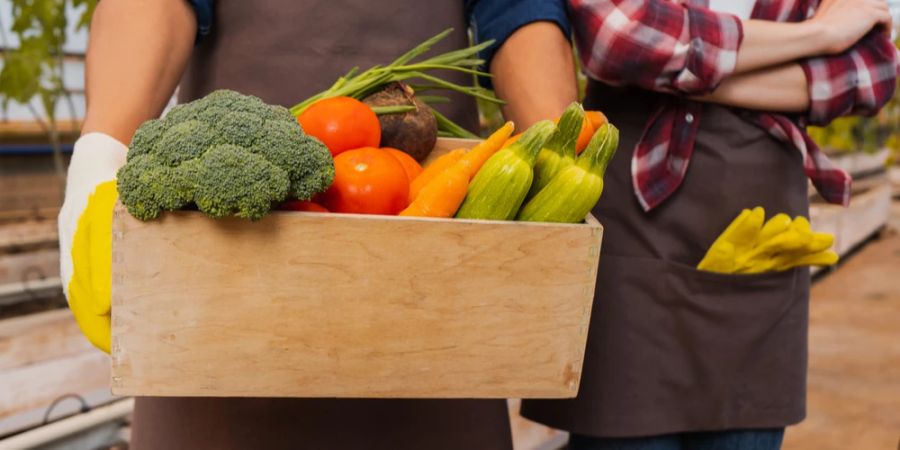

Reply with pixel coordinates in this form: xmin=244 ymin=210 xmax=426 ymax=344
xmin=522 ymin=83 xmax=811 ymax=438
xmin=130 ymin=2 xmax=512 ymax=449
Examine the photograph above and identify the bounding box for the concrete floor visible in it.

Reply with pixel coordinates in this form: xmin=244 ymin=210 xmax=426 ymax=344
xmin=783 ymin=203 xmax=900 ymax=450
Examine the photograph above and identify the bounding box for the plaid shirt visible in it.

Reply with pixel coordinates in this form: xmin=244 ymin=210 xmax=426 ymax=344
xmin=570 ymin=0 xmax=898 ymax=211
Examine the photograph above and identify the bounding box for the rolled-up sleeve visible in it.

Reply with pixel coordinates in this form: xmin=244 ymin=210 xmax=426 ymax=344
xmin=466 ymin=0 xmax=572 ymax=86
xmin=570 ymin=0 xmax=743 ymax=95
xmin=185 ymin=0 xmax=213 ymax=41
xmin=800 ymin=30 xmax=899 ymax=126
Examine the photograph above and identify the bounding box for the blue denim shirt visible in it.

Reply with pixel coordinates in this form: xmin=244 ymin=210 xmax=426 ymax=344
xmin=185 ymin=0 xmax=213 ymax=40
xmin=465 ymin=0 xmax=571 ymax=86
xmin=185 ymin=0 xmax=571 ymax=85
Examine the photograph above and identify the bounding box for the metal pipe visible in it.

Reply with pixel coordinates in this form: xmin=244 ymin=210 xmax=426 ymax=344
xmin=0 ymin=398 xmax=133 ymax=450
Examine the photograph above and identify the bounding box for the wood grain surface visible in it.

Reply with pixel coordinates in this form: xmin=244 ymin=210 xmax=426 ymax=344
xmin=110 ymin=208 xmax=602 ymax=398
xmin=0 ymin=310 xmax=111 ymax=433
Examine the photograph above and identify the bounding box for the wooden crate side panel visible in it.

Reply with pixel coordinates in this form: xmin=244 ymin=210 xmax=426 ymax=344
xmin=111 ymin=210 xmax=601 ymax=398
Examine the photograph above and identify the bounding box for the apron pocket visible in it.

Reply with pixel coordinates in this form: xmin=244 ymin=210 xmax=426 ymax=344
xmin=590 ymin=254 xmax=809 ymax=431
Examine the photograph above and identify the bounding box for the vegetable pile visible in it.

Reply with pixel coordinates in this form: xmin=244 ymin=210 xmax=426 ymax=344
xmin=118 ymin=33 xmax=618 ymax=225
xmin=290 ymin=28 xmax=502 ymax=145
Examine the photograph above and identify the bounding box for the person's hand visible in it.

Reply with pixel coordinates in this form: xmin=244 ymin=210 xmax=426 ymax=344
xmin=58 ymin=133 xmax=127 ymax=353
xmin=809 ymin=0 xmax=893 ymax=55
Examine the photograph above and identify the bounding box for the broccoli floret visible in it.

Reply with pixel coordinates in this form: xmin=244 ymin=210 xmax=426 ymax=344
xmin=153 ymin=120 xmax=217 ymax=166
xmin=128 ymin=119 xmax=167 ymax=159
xmin=267 ymin=105 xmax=297 ymax=123
xmin=117 ymin=154 xmax=194 ymax=220
xmin=251 ymin=120 xmax=335 ymax=200
xmin=118 ymin=89 xmax=334 ymax=220
xmin=183 ymin=145 xmax=290 ymax=219
xmin=215 ymin=111 xmax=264 ymax=147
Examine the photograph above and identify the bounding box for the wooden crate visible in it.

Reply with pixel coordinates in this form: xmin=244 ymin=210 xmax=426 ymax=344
xmin=827 ymin=148 xmax=889 ymax=177
xmin=810 ymin=182 xmax=892 ymax=257
xmin=110 ymin=139 xmax=603 ymax=399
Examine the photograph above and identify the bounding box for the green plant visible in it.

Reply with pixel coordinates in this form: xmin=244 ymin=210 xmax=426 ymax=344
xmin=0 ymin=0 xmax=97 ymax=183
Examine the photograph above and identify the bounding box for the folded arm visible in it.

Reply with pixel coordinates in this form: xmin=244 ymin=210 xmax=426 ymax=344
xmin=570 ymin=0 xmax=894 ymax=105
xmin=700 ymin=30 xmax=898 ymax=119
xmin=568 ymin=0 xmax=821 ymax=96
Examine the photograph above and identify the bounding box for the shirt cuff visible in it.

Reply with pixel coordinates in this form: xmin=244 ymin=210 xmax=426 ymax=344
xmin=469 ymin=0 xmax=572 ymax=88
xmin=799 ymin=31 xmax=899 ymax=126
xmin=680 ymin=5 xmax=743 ymax=94
xmin=799 ymin=57 xmax=843 ymax=126
xmin=185 ymin=0 xmax=213 ymax=42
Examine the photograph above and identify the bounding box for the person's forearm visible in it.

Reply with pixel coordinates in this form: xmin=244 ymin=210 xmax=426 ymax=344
xmin=733 ymin=21 xmax=827 ymax=74
xmin=696 ymin=64 xmax=809 ymax=113
xmin=81 ymin=0 xmax=196 ymax=144
xmin=490 ymin=22 xmax=578 ymax=128
xmin=735 ymin=0 xmax=893 ymax=74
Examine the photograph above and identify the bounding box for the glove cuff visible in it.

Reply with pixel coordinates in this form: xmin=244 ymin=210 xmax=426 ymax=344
xmin=67 ymin=133 xmax=128 ymax=183
xmin=59 ymin=133 xmax=129 ymax=302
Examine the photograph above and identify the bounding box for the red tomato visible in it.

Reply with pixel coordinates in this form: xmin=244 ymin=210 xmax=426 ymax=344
xmin=321 ymin=147 xmax=410 ymax=215
xmin=297 ymin=97 xmax=381 ymax=156
xmin=383 ymin=147 xmax=424 ymax=183
xmin=279 ymin=200 xmax=329 ymax=213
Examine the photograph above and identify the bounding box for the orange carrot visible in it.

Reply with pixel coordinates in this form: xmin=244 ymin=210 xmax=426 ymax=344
xmin=586 ymin=110 xmax=608 ymax=130
xmin=573 ymin=116 xmax=594 ymax=154
xmin=506 ymin=114 xmax=594 ymax=152
xmin=400 ymin=164 xmax=469 ymax=218
xmin=409 ymin=148 xmax=466 ymax=203
xmin=503 ymin=133 xmax=522 ymax=148
xmin=581 ymin=111 xmax=607 ymax=154
xmin=457 ymin=121 xmax=515 ymax=179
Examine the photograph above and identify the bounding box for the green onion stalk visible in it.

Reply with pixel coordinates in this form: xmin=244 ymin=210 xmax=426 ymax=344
xmin=289 ymin=28 xmax=502 ymax=139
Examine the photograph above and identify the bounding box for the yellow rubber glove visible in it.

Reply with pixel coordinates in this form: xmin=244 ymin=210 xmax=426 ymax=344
xmin=59 ymin=133 xmax=127 ymax=353
xmin=757 ymin=213 xmax=792 ymax=243
xmin=735 ymin=216 xmax=814 ymax=273
xmin=774 ymin=250 xmax=839 ymax=271
xmin=700 ymin=210 xmax=838 ymax=274
xmin=697 ymin=207 xmax=764 ymax=271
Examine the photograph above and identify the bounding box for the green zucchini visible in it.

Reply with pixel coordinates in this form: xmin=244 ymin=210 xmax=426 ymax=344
xmin=455 ymin=120 xmax=556 ymax=220
xmin=528 ymin=102 xmax=584 ymax=199
xmin=517 ymin=123 xmax=619 ymax=223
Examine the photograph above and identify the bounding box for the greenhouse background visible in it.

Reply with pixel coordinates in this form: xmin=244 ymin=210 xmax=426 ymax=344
xmin=1 ymin=2 xmax=900 ymax=450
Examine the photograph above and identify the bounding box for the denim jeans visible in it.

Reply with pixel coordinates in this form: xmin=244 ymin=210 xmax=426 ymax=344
xmin=568 ymin=429 xmax=785 ymax=450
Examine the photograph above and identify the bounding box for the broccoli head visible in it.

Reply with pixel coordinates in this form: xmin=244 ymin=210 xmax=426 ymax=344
xmin=117 ymin=89 xmax=334 ymax=220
